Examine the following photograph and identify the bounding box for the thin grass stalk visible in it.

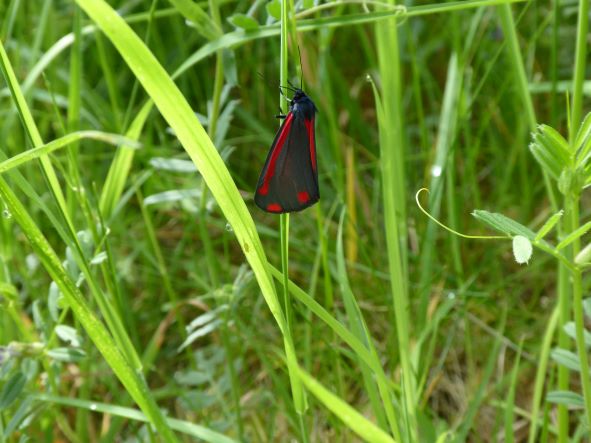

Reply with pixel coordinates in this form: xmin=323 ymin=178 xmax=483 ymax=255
xmin=370 ymin=17 xmax=416 ymax=427
xmin=565 ymin=0 xmax=591 ymax=436
xmin=336 ymin=210 xmax=402 ymax=439
xmin=66 ymin=5 xmax=83 ymax=218
xmin=569 ymin=0 xmax=589 ymax=133
xmin=417 ymin=53 xmax=461 ymax=327
xmin=496 ymin=6 xmax=573 ymax=439
xmin=550 ymin=0 xmax=560 ymax=126
xmin=280 ymin=0 xmax=307 ymax=422
xmin=527 ymin=306 xmax=559 ymax=443
xmin=372 ymin=76 xmax=418 ymax=441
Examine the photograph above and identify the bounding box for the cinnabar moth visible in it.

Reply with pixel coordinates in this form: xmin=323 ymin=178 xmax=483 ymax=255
xmin=254 ymin=87 xmax=319 ymax=213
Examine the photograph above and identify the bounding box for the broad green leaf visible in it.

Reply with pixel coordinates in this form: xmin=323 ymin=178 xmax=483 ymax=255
xmin=529 ymin=124 xmax=570 ymax=180
xmin=47 ymin=282 xmax=62 ymax=322
xmin=266 ymin=0 xmax=281 ymax=20
xmin=55 ymin=325 xmax=83 ymax=347
xmin=583 ymin=298 xmax=591 ymax=318
xmin=178 ymin=320 xmax=222 ymax=352
xmin=149 ymin=157 xmax=197 ymax=173
xmin=557 ymin=168 xmax=584 ymax=195
xmin=529 ymin=143 xmax=562 ymax=180
xmin=144 ymin=189 xmax=202 ymax=206
xmin=575 ymin=112 xmax=591 ymax=164
xmin=575 ymin=242 xmax=591 ymax=264
xmin=546 ymin=390 xmax=585 ymax=408
xmin=166 ymin=0 xmax=220 ymax=40
xmin=535 ymin=210 xmax=563 ymax=241
xmin=472 ymin=210 xmax=534 ymax=239
xmin=0 ymin=282 xmax=18 ymax=301
xmin=529 ymin=140 xmax=562 ymax=180
xmin=563 ymin=321 xmax=591 ymax=347
xmin=0 ymin=372 xmax=26 ymax=411
xmin=46 ymin=348 xmax=87 ymax=363
xmin=551 ymin=348 xmax=581 ymax=372
xmin=227 ymin=13 xmax=259 ymax=30
xmin=539 ymin=125 xmax=570 ymax=157
xmin=512 ymin=235 xmax=532 ymax=264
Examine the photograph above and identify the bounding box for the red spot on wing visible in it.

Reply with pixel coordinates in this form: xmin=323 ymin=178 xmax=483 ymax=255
xmin=258 ymin=113 xmax=294 ymax=196
xmin=297 ymin=191 xmax=310 ymax=203
xmin=304 ymin=118 xmax=316 ymax=172
xmin=267 ymin=203 xmax=283 ymax=212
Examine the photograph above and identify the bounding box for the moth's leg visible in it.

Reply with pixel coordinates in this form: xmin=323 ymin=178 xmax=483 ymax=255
xmin=275 ymin=107 xmax=287 ymax=119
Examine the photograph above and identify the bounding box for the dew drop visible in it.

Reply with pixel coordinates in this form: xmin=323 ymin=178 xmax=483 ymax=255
xmin=90 ymin=403 xmax=97 ymax=411
xmin=225 ymin=223 xmax=233 ymax=232
xmin=431 ymin=165 xmax=442 ymax=177
xmin=2 ymin=209 xmax=11 ymax=219
xmin=447 ymin=292 xmax=456 ymax=300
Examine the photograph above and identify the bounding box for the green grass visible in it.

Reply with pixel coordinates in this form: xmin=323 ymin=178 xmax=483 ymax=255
xmin=1 ymin=0 xmax=591 ymax=441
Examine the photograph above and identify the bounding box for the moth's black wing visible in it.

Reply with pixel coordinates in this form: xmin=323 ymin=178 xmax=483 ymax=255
xmin=255 ymin=110 xmax=319 ymax=213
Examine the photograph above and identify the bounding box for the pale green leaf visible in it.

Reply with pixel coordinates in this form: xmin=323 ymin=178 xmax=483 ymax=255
xmin=512 ymin=235 xmax=532 ymax=264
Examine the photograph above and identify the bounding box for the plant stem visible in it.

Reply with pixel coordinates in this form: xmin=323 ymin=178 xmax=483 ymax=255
xmin=280 ymin=0 xmax=307 ymax=424
xmin=565 ymin=0 xmax=591 ymax=436
xmin=569 ymin=0 xmax=589 ymax=137
xmin=563 ymin=192 xmax=591 ymax=430
xmin=375 ymin=1 xmax=416 ymax=436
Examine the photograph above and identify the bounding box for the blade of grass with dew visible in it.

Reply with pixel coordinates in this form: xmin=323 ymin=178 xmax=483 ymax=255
xmin=0 ymin=131 xmax=139 ymax=174
xmin=74 ymin=0 xmax=302 ymax=419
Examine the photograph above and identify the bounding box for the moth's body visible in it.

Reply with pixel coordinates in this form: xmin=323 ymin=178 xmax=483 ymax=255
xmin=254 ymin=88 xmax=319 ymax=214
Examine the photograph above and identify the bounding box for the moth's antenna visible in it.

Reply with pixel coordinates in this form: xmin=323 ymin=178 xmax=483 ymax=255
xmin=297 ymin=45 xmax=303 ymax=89
xmin=280 ymin=84 xmax=297 ymax=93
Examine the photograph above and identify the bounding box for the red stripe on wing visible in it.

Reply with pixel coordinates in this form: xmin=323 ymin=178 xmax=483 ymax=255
xmin=304 ymin=118 xmax=316 ymax=172
xmin=257 ymin=113 xmax=294 ymax=196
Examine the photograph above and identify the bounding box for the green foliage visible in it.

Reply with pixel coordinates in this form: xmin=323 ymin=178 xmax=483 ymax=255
xmin=0 ymin=0 xmax=589 ymax=441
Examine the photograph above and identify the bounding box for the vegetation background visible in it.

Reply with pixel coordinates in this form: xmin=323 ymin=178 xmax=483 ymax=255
xmin=0 ymin=0 xmax=590 ymax=441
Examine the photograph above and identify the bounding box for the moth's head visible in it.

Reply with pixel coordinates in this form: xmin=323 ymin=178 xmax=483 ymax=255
xmin=292 ymin=89 xmax=307 ymax=102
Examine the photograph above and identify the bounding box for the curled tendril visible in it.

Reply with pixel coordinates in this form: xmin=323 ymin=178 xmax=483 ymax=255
xmin=415 ymin=188 xmax=508 ymax=240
